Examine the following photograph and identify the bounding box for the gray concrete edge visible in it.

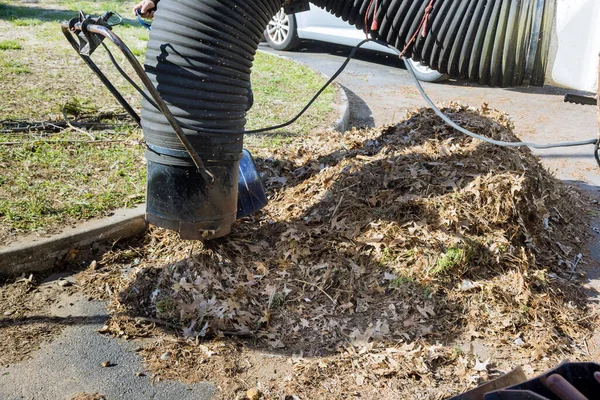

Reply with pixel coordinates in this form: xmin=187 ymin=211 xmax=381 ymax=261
xmin=332 ymin=80 xmax=350 ymax=133
xmin=0 ymin=205 xmax=146 ymax=277
xmin=257 ymin=48 xmax=351 ymax=133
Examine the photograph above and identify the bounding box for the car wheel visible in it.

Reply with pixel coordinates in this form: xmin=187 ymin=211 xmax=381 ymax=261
xmin=405 ymin=58 xmax=448 ymax=83
xmin=264 ymin=8 xmax=301 ymax=51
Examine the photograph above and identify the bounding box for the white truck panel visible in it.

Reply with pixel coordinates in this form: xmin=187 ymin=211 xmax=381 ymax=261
xmin=549 ymin=0 xmax=600 ymax=92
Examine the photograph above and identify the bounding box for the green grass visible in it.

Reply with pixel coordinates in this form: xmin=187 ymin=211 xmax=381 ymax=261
xmin=246 ymin=52 xmax=336 ymax=148
xmin=129 ymin=46 xmax=146 ymax=57
xmin=155 ymin=297 xmax=176 ymax=314
xmin=12 ymin=18 xmax=42 ymax=26
xmin=2 ymin=61 xmax=31 ymax=74
xmin=0 ymin=40 xmax=21 ymax=50
xmin=62 ymin=97 xmax=99 ymax=117
xmin=0 ymin=135 xmax=146 ymax=236
xmin=390 ymin=275 xmax=414 ymax=288
xmin=431 ymin=247 xmax=464 ymax=275
xmin=0 ymin=0 xmax=338 ymax=241
xmin=0 ymin=3 xmax=74 ymax=23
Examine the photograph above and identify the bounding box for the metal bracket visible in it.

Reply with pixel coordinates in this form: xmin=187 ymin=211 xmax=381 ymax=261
xmin=62 ymin=12 xmax=216 ymax=185
xmin=68 ymin=11 xmax=117 ymax=56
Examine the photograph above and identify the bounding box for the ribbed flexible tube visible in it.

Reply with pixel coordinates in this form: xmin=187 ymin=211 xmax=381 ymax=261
xmin=142 ymin=0 xmax=282 ymax=164
xmin=310 ymin=0 xmax=554 ymax=87
xmin=141 ymin=0 xmax=282 ymax=239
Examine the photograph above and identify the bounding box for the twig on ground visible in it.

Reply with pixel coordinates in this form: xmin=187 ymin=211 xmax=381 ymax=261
xmin=134 ymin=317 xmax=182 ymax=330
xmin=293 ymin=279 xmax=337 ymax=307
xmin=1 ymin=120 xmax=133 ymax=134
xmin=330 ymin=193 xmax=345 ymax=222
xmin=62 ymin=107 xmax=95 ymax=140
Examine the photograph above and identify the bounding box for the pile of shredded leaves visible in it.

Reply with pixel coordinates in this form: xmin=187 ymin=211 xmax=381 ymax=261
xmin=76 ymin=104 xmax=596 ymax=399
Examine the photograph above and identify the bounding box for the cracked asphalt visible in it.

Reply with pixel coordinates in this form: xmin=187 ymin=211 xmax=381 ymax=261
xmin=0 ymin=289 xmax=215 ymax=400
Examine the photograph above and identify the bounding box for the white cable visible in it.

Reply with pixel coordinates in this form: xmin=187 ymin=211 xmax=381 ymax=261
xmin=401 ymin=56 xmax=597 ymax=149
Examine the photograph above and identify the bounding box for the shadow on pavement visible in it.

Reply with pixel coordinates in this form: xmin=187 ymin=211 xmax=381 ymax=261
xmin=0 ymin=314 xmax=107 ymax=328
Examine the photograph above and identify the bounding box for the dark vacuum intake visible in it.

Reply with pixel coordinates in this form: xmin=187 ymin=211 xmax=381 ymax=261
xmin=142 ymin=0 xmax=282 ymax=240
xmin=141 ymin=0 xmax=553 ymax=240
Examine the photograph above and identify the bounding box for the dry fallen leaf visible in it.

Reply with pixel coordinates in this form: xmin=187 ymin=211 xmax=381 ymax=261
xmin=246 ymin=388 xmax=260 ymax=400
xmin=474 ymin=358 xmax=490 ymax=372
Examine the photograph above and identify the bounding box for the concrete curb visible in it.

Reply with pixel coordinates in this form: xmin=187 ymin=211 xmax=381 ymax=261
xmin=0 ymin=54 xmax=350 ymax=277
xmin=331 ymin=81 xmax=350 ymax=133
xmin=0 ymin=206 xmax=146 ymax=277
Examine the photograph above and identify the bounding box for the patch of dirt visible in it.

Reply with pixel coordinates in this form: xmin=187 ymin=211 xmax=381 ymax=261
xmin=0 ymin=274 xmax=77 ymax=366
xmin=75 ymin=105 xmax=599 ymax=399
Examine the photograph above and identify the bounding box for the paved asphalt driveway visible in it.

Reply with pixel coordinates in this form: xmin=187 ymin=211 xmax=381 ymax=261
xmin=0 ymin=286 xmax=215 ymax=400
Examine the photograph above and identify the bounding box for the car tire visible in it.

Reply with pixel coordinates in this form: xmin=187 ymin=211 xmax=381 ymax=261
xmin=264 ymin=8 xmax=301 ymax=51
xmin=405 ymin=58 xmax=448 ymax=83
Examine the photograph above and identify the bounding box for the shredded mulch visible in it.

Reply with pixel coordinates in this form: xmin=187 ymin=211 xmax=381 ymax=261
xmin=74 ymin=104 xmax=598 ymax=399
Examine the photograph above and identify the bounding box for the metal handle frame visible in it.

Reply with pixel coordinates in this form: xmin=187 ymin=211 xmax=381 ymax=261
xmin=61 ymin=21 xmax=216 ymax=185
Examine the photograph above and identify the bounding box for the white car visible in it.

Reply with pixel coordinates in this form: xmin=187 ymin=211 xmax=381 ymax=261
xmin=264 ymin=5 xmax=447 ymax=83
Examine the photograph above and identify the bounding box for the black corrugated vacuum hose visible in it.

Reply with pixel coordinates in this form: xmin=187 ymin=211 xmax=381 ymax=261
xmin=142 ymin=0 xmax=282 ymax=240
xmin=310 ymin=0 xmax=554 ymax=87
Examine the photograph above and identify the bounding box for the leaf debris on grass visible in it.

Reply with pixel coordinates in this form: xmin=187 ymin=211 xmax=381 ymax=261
xmin=73 ymin=104 xmax=599 ymax=399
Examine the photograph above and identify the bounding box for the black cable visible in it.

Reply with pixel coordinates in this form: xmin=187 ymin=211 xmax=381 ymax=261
xmin=101 ymin=42 xmax=160 ymax=112
xmin=104 ymin=34 xmax=600 ymax=167
xmin=107 ymin=38 xmax=370 ymax=135
xmin=402 ymin=55 xmax=599 ymax=150
xmin=220 ymin=38 xmax=370 ymax=134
